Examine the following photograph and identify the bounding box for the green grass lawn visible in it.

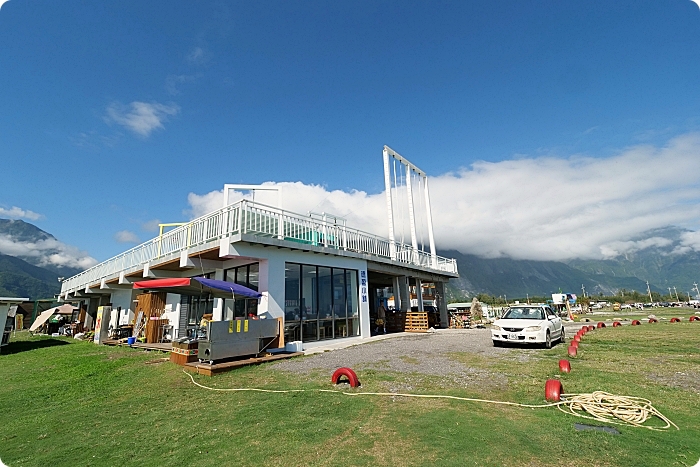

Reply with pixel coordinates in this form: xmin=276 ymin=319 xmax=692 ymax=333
xmin=1 ymin=324 xmax=699 ymax=467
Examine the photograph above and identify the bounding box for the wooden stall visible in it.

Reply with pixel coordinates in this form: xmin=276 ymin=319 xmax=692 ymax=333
xmin=134 ymin=292 xmax=169 ymax=344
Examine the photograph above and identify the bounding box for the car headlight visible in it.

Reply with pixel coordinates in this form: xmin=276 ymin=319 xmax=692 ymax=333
xmin=525 ymin=326 xmax=542 ymax=331
xmin=491 ymin=325 xmax=501 ymax=331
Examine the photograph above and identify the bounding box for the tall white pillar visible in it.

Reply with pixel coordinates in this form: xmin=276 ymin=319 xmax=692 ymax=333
xmin=383 ymin=147 xmax=397 ymax=260
xmin=359 ymin=268 xmax=371 ymax=338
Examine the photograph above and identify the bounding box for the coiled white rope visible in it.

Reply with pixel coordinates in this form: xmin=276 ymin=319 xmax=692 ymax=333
xmin=183 ymin=371 xmax=677 ymax=431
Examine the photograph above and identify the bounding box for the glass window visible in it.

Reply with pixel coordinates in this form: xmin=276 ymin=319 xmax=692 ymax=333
xmin=302 ymin=320 xmax=318 ymax=342
xmin=284 ymin=263 xmax=358 ymax=342
xmin=346 ymin=270 xmax=358 ymax=317
xmin=317 ymin=267 xmax=332 ymax=320
xmin=187 ymin=295 xmax=213 ymax=325
xmin=248 ymin=263 xmax=259 ymax=291
xmin=285 ymin=264 xmax=301 ymax=321
xmin=333 ymin=269 xmax=346 ymax=318
xmin=301 ymin=265 xmax=317 ymax=320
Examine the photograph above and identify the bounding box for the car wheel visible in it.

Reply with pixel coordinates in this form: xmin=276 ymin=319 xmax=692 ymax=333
xmin=492 ymin=340 xmax=502 ymax=347
xmin=559 ymin=327 xmax=565 ymax=344
xmin=544 ymin=331 xmax=552 ymax=349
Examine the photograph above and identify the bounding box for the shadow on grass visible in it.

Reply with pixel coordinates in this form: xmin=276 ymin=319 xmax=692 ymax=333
xmin=0 ymin=338 xmax=71 ymax=355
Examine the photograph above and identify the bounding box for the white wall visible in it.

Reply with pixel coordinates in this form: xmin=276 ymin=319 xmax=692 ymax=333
xmin=110 ymin=288 xmax=136 ymax=326
xmin=163 ymin=293 xmax=181 ymax=337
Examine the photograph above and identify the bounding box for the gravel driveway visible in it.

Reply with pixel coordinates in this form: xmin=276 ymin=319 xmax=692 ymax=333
xmin=272 ymin=328 xmax=570 ymax=391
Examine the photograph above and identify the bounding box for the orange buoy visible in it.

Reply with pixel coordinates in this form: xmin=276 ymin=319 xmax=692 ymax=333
xmin=568 ymin=345 xmax=578 ymax=357
xmin=545 ymin=379 xmax=563 ymax=402
xmin=670 ymin=317 xmax=681 ymax=323
xmin=331 ymin=367 xmax=360 ymax=388
xmin=559 ymin=359 xmax=571 ymax=373
xmin=597 ymin=322 xmax=606 ymax=328
xmin=613 ymin=321 xmax=621 ymax=327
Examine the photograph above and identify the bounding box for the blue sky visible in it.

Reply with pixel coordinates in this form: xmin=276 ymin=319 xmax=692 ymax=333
xmin=2 ymin=1 xmax=700 ymax=267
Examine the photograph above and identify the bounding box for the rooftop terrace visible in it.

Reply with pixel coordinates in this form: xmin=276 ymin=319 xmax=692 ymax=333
xmin=60 ymin=199 xmax=458 ymax=296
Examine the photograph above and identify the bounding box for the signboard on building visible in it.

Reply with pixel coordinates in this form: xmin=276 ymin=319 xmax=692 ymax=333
xmin=360 ymin=270 xmax=368 ymax=304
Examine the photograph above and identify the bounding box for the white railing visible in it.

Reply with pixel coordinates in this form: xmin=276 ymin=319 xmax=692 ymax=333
xmin=61 ymin=200 xmax=458 ymax=294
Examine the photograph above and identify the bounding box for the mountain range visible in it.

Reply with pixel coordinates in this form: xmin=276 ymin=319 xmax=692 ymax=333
xmin=441 ymin=226 xmax=700 ymax=300
xmin=0 ymin=219 xmax=82 ymax=299
xmin=1 ymin=218 xmax=699 ymax=302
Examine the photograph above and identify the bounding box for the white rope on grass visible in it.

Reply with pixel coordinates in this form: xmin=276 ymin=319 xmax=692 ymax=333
xmin=183 ymin=371 xmax=678 ymax=431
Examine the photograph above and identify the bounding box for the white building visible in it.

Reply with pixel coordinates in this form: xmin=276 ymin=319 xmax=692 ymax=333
xmin=60 ymin=150 xmax=459 ymax=350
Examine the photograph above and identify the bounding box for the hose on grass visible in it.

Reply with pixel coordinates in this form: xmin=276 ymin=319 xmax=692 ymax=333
xmin=183 ymin=371 xmax=677 ymax=431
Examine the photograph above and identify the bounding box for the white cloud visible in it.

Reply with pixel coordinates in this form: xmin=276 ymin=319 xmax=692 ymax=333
xmin=104 ymin=101 xmax=180 ymax=137
xmin=165 ymin=74 xmax=200 ymax=96
xmin=599 ymin=237 xmax=673 ymax=259
xmin=141 ymin=219 xmax=162 ymax=233
xmin=673 ymin=231 xmax=700 ymax=255
xmin=0 ymin=234 xmax=97 ymax=270
xmin=114 ymin=230 xmax=140 ymax=244
xmin=186 ymin=132 xmax=700 ymax=262
xmin=0 ymin=206 xmax=42 ymax=221
xmin=186 ymin=46 xmax=207 ymax=65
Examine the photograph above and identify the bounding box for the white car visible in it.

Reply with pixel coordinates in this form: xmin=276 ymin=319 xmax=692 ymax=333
xmin=491 ymin=305 xmax=564 ymax=348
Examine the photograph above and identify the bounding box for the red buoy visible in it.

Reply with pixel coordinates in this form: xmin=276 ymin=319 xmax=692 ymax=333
xmin=545 ymin=379 xmax=563 ymax=402
xmin=649 ymin=318 xmax=658 ymax=323
xmin=597 ymin=322 xmax=606 ymax=328
xmin=568 ymin=345 xmax=578 ymax=357
xmin=613 ymin=321 xmax=621 ymax=327
xmin=690 ymin=316 xmax=699 ymax=322
xmin=670 ymin=317 xmax=681 ymax=323
xmin=632 ymin=320 xmax=641 ymax=326
xmin=559 ymin=359 xmax=571 ymax=373
xmin=331 ymin=367 xmax=360 ymax=388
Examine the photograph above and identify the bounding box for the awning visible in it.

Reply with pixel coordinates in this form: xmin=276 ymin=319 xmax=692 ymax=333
xmin=132 ymin=277 xmax=262 ymax=299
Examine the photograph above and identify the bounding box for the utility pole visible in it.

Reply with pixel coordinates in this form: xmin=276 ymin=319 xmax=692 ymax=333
xmin=673 ymin=286 xmax=679 ymax=302
xmin=581 ymin=284 xmax=586 ymax=298
xmin=504 ymin=294 xmax=508 ymax=306
xmin=693 ymin=283 xmax=700 ymax=300
xmin=646 ymin=281 xmax=653 ymax=303
xmin=526 ymin=293 xmax=530 ymax=304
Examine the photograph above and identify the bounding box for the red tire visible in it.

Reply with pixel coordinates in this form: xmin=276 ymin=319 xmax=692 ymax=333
xmin=573 ymin=335 xmax=581 ymax=343
xmin=588 ymin=325 xmax=595 ymax=331
xmin=571 ymin=340 xmax=579 ymax=349
xmin=597 ymin=322 xmax=606 ymax=328
xmin=649 ymin=318 xmax=658 ymax=324
xmin=578 ymin=328 xmax=586 ymax=335
xmin=545 ymin=379 xmax=563 ymax=402
xmin=632 ymin=320 xmax=641 ymax=326
xmin=559 ymin=359 xmax=571 ymax=373
xmin=568 ymin=345 xmax=578 ymax=357
xmin=670 ymin=317 xmax=681 ymax=323
xmin=690 ymin=316 xmax=699 ymax=322
xmin=331 ymin=367 xmax=360 ymax=388
xmin=613 ymin=321 xmax=621 ymax=327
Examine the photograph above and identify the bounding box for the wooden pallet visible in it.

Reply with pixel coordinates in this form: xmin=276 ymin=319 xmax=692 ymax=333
xmin=405 ymin=312 xmax=429 ymax=332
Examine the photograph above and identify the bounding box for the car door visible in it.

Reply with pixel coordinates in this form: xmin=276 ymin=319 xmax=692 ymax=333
xmin=545 ymin=306 xmax=561 ymax=337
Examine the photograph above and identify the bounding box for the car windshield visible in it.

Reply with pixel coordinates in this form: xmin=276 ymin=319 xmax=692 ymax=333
xmin=502 ymin=307 xmax=544 ymax=320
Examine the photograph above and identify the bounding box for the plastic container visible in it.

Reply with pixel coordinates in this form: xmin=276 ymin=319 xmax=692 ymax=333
xmin=127 ymin=336 xmax=136 ymax=345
